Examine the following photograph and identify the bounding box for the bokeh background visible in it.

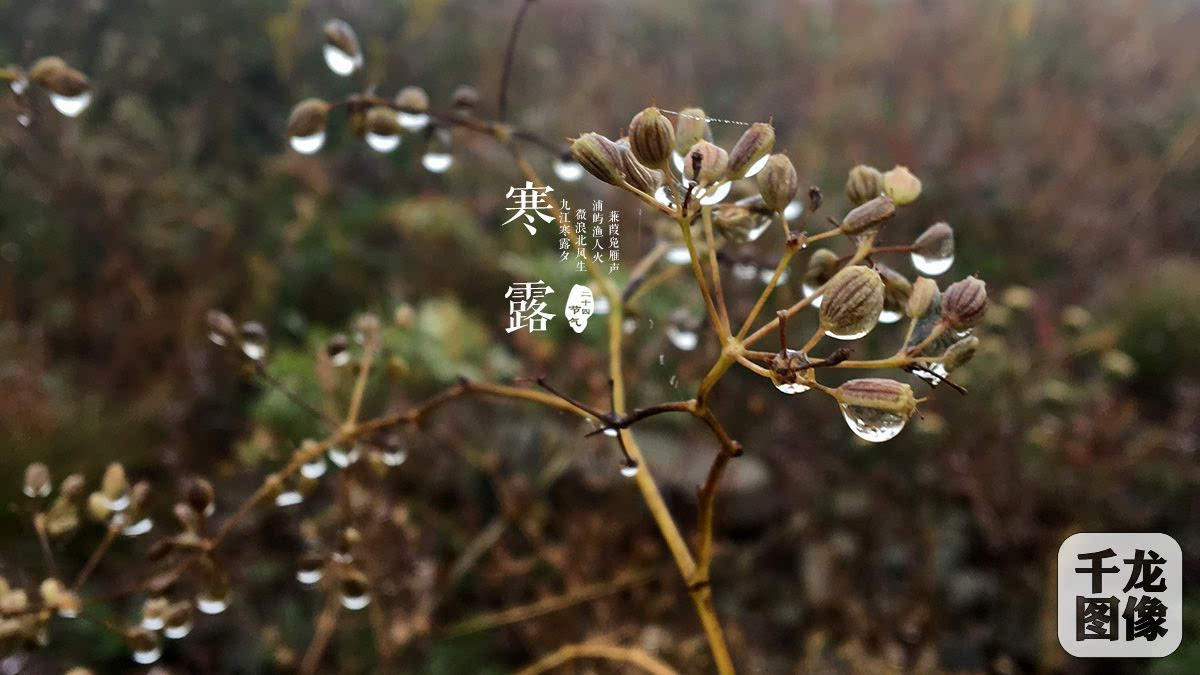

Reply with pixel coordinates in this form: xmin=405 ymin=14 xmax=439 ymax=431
xmin=2 ymin=0 xmax=1199 ymax=672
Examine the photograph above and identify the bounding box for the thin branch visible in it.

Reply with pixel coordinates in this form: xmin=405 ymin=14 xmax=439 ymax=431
xmin=498 ymin=0 xmax=537 ymax=121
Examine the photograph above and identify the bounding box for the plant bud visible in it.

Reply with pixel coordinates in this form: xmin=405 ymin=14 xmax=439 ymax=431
xmin=942 ymin=335 xmax=979 ymax=371
xmin=727 ymin=122 xmax=775 ymax=179
xmin=23 ymin=463 xmax=51 ymax=498
xmin=942 ymin=276 xmax=988 ymax=329
xmin=614 ymin=139 xmax=661 ymax=194
xmin=804 ymin=248 xmax=840 ymax=289
xmin=570 ymin=133 xmax=624 ymax=186
xmin=845 ymin=164 xmax=883 ymax=205
xmin=883 ymin=165 xmax=922 ymax=205
xmin=628 ymin=106 xmax=675 ymax=168
xmin=839 ymin=194 xmax=895 ymax=235
xmin=185 ymin=477 xmax=215 ymax=517
xmin=837 ymin=378 xmax=918 ymax=417
xmin=101 ymin=463 xmax=127 ymax=502
xmin=684 ymin=140 xmax=728 ymax=186
xmin=365 ymin=106 xmax=402 ymax=137
xmin=285 ymin=98 xmax=330 ymax=140
xmin=907 ymin=277 xmax=939 ymax=318
xmin=673 ymin=107 xmax=711 ymax=155
xmin=451 ymin=84 xmax=480 ymax=110
xmin=394 ymin=86 xmax=429 ymax=114
xmin=756 ymin=154 xmax=798 ymax=211
xmin=29 ymin=56 xmax=89 ymax=98
xmin=819 ymin=266 xmax=885 ymax=340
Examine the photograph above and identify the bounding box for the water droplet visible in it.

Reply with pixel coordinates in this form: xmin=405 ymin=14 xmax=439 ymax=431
xmin=668 ymin=374 xmax=678 ymax=387
xmin=397 ymin=111 xmax=429 ymax=132
xmin=774 ymin=381 xmax=810 ymax=394
xmin=839 ymin=403 xmax=909 ymax=442
xmin=296 ymin=569 xmax=323 ymax=585
xmin=745 ymin=215 xmax=773 ymax=242
xmin=593 ymin=295 xmax=611 ymax=316
xmin=341 ymin=592 xmax=371 ymax=610
xmin=761 ymin=268 xmax=789 ymax=285
xmin=665 ymin=246 xmax=692 ymax=265
xmin=141 ymin=615 xmax=165 ymax=631
xmin=241 ymin=342 xmax=266 ymax=361
xmin=380 ymin=449 xmax=407 ymax=467
xmin=17 ymin=112 xmax=31 ymax=127
xmin=365 ymin=132 xmax=400 ymax=153
xmin=622 ymin=318 xmax=638 ymax=334
xmin=654 ymin=185 xmax=675 ymax=208
xmin=122 ymin=517 xmax=153 ymax=537
xmin=912 ymin=361 xmax=948 ymax=385
xmin=620 ymin=462 xmax=640 ymax=478
xmin=672 ymin=151 xmax=686 ymax=173
xmin=743 ymin=154 xmax=770 ymax=178
xmin=323 ymin=44 xmax=362 ymax=77
xmin=553 ymin=158 xmax=584 ymax=182
xmin=49 ymin=91 xmax=91 ymax=117
xmin=693 ymin=181 xmax=732 ymax=206
xmin=422 ymin=152 xmax=453 ymax=173
xmin=10 ymin=77 xmax=28 ymax=95
xmin=207 ymin=331 xmax=228 ymax=347
xmin=602 ymin=428 xmax=620 ymax=438
xmin=274 ymin=490 xmax=303 ymax=507
xmin=105 ymin=493 xmax=131 ymax=512
xmin=132 ymin=646 xmax=162 ymax=665
xmin=289 ymin=131 xmax=326 ymax=155
xmin=301 ymin=457 xmax=327 ymax=479
xmin=328 ymin=445 xmax=361 ymax=468
xmin=196 ymin=594 xmax=229 ymax=615
xmin=783 ymin=200 xmax=804 ymax=221
xmin=802 ymin=283 xmax=823 ymax=309
xmin=164 ymin=622 xmax=193 ymax=639
xmin=878 ymin=309 xmax=904 ymax=324
xmin=824 ymin=327 xmax=871 ymax=340
xmin=732 ymin=263 xmax=758 ymax=281
xmin=666 ymin=325 xmax=699 ymax=351
xmin=658 ymin=354 xmax=665 ymax=365
xmin=911 ymin=251 xmax=954 ymax=276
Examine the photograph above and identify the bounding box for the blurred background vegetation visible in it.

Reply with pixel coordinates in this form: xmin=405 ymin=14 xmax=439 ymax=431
xmin=1 ymin=0 xmax=1198 ymax=672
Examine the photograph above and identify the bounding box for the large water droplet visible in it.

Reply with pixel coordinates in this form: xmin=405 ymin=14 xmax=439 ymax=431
xmin=839 ymin=403 xmax=909 ymax=442
xmin=196 ymin=594 xmax=229 ymax=615
xmin=397 ymin=111 xmax=429 ymax=132
xmin=323 ymin=44 xmax=362 ymax=77
xmin=122 ymin=517 xmax=153 ymax=537
xmin=802 ymin=283 xmax=823 ymax=309
xmin=620 ymin=462 xmax=640 ymax=478
xmin=275 ymin=490 xmax=303 ymax=507
xmin=365 ymin=132 xmax=400 ymax=153
xmin=743 ymin=154 xmax=770 ymax=178
xmin=911 ymin=251 xmax=954 ymax=276
xmin=421 ymin=152 xmax=453 ymax=173
xmin=553 ymin=158 xmax=584 ymax=182
xmin=49 ymin=91 xmax=91 ymax=117
xmin=301 ymin=457 xmax=327 ymax=479
xmin=783 ymin=200 xmax=804 ymax=221
xmin=296 ymin=568 xmax=323 ymax=585
xmin=289 ymin=131 xmax=326 ymax=155
xmin=878 ymin=309 xmax=904 ymax=324
xmin=666 ymin=325 xmax=698 ymax=351
xmin=132 ymin=646 xmax=162 ymax=665
xmin=341 ymin=592 xmax=371 ymax=610
xmin=665 ymin=246 xmax=692 ymax=265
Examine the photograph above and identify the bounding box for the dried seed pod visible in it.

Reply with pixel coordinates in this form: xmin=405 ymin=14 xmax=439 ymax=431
xmin=838 ymin=378 xmax=918 ymax=417
xmin=451 ymin=84 xmax=480 ymax=109
xmin=39 ymin=578 xmax=64 ymax=607
xmin=673 ymin=107 xmax=712 ymax=155
xmin=804 ymin=249 xmax=840 ymax=290
xmin=142 ymin=596 xmax=169 ymax=630
xmin=394 ymin=86 xmax=429 ymax=114
xmin=711 ymin=203 xmax=755 ymax=242
xmin=684 ymin=140 xmax=728 ymax=186
xmin=727 ymin=122 xmax=775 ymax=179
xmin=756 ymin=154 xmax=799 ymax=211
xmin=570 ymin=132 xmax=624 ymax=186
xmin=876 ymin=264 xmax=913 ymax=317
xmin=907 ymin=277 xmax=939 ymax=318
xmin=819 ymin=266 xmax=884 ymax=340
xmin=942 ymin=335 xmax=979 ymax=371
xmin=619 ymin=146 xmax=661 ymax=194
xmin=845 ymin=164 xmax=883 ymax=205
xmin=628 ymin=106 xmax=675 ymax=168
xmin=323 ymin=19 xmax=363 ymax=71
xmin=365 ymin=106 xmax=402 ymax=137
xmin=839 ymin=194 xmax=895 ymax=235
xmin=87 ymin=492 xmax=111 ymax=522
xmin=164 ymin=601 xmax=194 ymax=639
xmin=101 ymin=463 xmax=128 ymax=504
xmin=59 ymin=473 xmax=85 ymax=498
xmin=23 ymin=463 xmax=51 ymax=498
xmin=942 ymin=276 xmax=987 ymax=329
xmin=29 ymin=56 xmax=89 ymax=98
xmin=883 ymin=165 xmax=922 ymax=205
xmin=286 ymin=98 xmax=331 ymax=140
xmin=126 ymin=626 xmax=162 ymax=664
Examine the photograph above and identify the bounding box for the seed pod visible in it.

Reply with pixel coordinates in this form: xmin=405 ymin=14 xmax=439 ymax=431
xmin=883 ymin=165 xmax=922 ymax=205
xmin=684 ymin=140 xmax=728 ymax=186
xmin=59 ymin=473 xmax=85 ymax=498
xmin=907 ymin=277 xmax=938 ymax=318
xmin=942 ymin=335 xmax=979 ymax=371
xmin=803 ymin=248 xmax=840 ymax=289
xmin=326 ymin=333 xmax=351 ymax=366
xmin=101 ymin=463 xmax=127 ymax=503
xmin=877 ymin=264 xmax=913 ymax=315
xmin=673 ymin=107 xmax=712 ymax=155
xmin=621 ymin=147 xmax=661 ymax=194
xmin=839 ymin=194 xmax=895 ymax=235
xmin=570 ymin=132 xmax=624 ymax=186
xmin=845 ymin=164 xmax=883 ymax=205
xmin=727 ymin=122 xmax=775 ymax=179
xmin=365 ymin=106 xmax=402 ymax=137
xmin=912 ymin=221 xmax=954 ymax=258
xmin=24 ymin=463 xmax=51 ymax=498
xmin=126 ymin=626 xmax=161 ymax=659
xmin=86 ymin=492 xmax=111 ymax=522
xmin=164 ymin=601 xmax=194 ymax=637
xmin=837 ymin=378 xmax=918 ymax=417
xmin=286 ymin=98 xmax=331 ymax=140
xmin=206 ymin=309 xmax=237 ymax=346
xmin=394 ymin=86 xmax=429 ymax=114
xmin=942 ymin=276 xmax=987 ymax=329
xmin=39 ymin=578 xmax=64 ymax=607
xmin=29 ymin=56 xmax=89 ymax=98
xmin=756 ymin=154 xmax=798 ymax=211
xmin=628 ymin=106 xmax=675 ymax=168
xmin=323 ymin=19 xmax=362 ymax=63
xmin=711 ymin=203 xmax=756 ymax=242
xmin=451 ymin=84 xmax=480 ymax=110
xmin=819 ymin=266 xmax=885 ymax=339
